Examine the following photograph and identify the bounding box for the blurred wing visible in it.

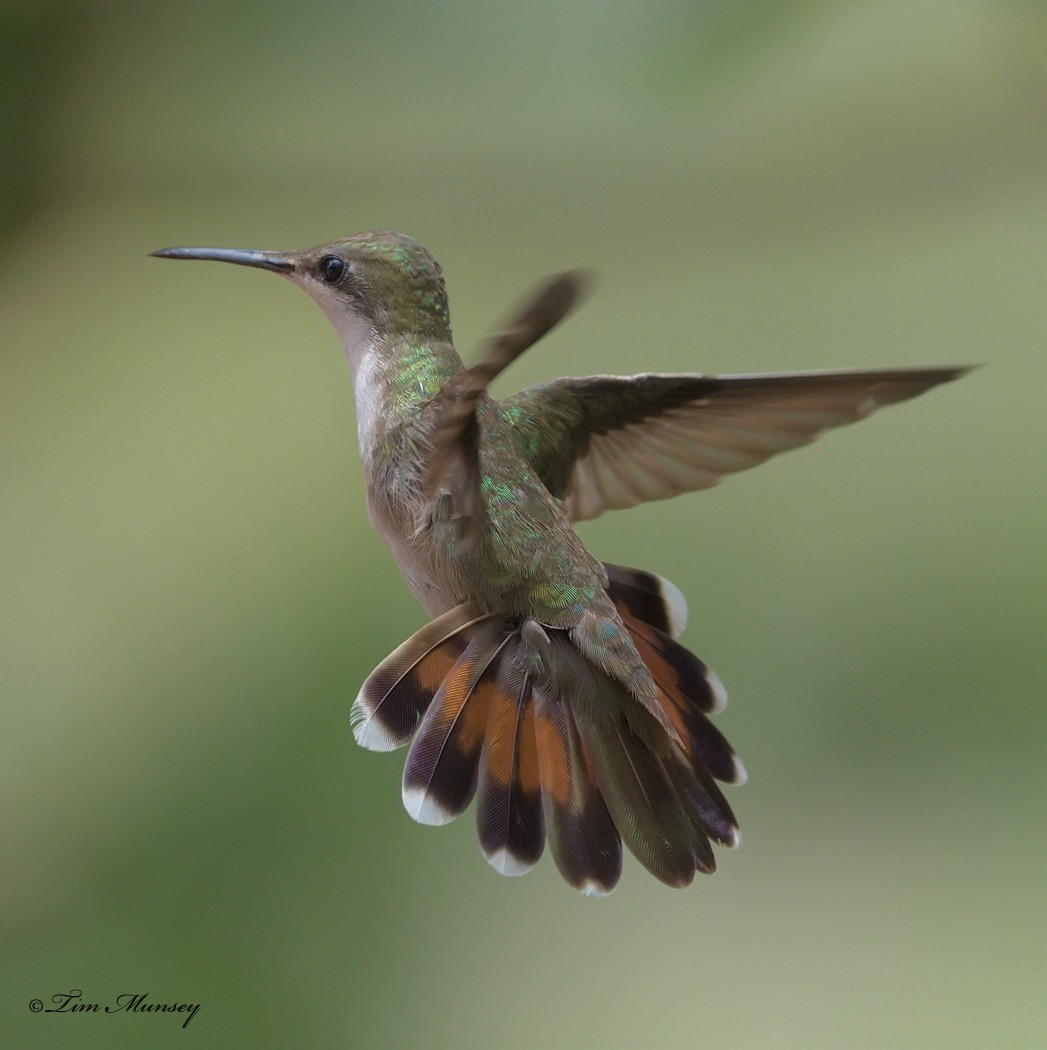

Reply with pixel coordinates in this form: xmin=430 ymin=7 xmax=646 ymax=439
xmin=501 ymin=367 xmax=972 ymax=521
xmin=421 ymin=272 xmax=587 ymax=534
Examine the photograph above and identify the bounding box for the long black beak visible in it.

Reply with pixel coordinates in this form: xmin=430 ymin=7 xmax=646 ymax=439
xmin=150 ymin=246 xmax=295 ymax=273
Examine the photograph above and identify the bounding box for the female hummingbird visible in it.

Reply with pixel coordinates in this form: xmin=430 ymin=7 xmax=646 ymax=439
xmin=153 ymin=231 xmax=968 ymax=894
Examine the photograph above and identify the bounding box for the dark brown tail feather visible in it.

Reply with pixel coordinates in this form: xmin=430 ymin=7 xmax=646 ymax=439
xmin=475 ymin=653 xmax=546 ymax=877
xmin=350 ymin=578 xmax=742 ymax=892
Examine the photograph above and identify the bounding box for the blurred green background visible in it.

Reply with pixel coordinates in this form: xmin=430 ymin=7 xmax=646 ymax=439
xmin=2 ymin=1 xmax=1044 ymax=1047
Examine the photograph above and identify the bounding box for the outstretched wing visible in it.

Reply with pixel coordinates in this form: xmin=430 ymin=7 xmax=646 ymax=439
xmin=500 ymin=367 xmax=972 ymax=522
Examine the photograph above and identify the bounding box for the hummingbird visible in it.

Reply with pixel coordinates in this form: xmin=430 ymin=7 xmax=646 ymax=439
xmin=152 ymin=231 xmax=969 ymax=894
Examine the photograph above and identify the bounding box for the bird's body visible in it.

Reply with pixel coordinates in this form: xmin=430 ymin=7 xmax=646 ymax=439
xmin=358 ymin=348 xmax=605 ymax=627
xmin=153 ymin=230 xmax=969 ymax=893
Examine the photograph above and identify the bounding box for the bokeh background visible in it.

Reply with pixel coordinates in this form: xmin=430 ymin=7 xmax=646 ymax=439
xmin=3 ymin=1 xmax=1044 ymax=1047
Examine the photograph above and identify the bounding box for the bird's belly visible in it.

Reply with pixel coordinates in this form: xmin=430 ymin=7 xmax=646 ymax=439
xmin=365 ymin=456 xmax=604 ymax=626
xmin=386 ymin=531 xmax=462 ymax=616
xmin=366 ymin=492 xmax=465 ymax=616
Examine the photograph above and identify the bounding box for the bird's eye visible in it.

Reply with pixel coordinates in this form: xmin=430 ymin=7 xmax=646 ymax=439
xmin=318 ymin=255 xmax=346 ymax=284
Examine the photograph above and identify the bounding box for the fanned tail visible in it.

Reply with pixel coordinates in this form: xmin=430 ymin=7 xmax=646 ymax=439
xmin=604 ymin=562 xmax=689 ymax=638
xmin=475 ymin=655 xmax=546 ymax=878
xmin=351 ymin=566 xmax=743 ymax=893
xmin=350 ymin=601 xmax=495 ymax=751
xmin=401 ymin=620 xmax=510 ymax=825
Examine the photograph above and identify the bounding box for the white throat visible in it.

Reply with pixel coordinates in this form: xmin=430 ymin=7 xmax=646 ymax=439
xmin=313 ymin=299 xmax=386 ymax=454
xmin=319 ymin=302 xmax=377 ymax=384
